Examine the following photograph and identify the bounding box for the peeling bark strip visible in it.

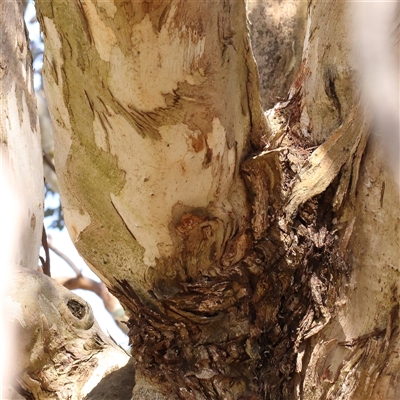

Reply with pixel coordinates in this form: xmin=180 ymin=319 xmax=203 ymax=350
xmin=241 ymin=149 xmax=282 ymax=239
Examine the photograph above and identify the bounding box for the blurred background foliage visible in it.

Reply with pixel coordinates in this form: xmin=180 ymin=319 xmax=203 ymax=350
xmin=25 ymin=1 xmax=64 ymax=230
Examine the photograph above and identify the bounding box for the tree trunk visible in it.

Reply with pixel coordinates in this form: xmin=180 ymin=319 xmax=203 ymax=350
xmin=24 ymin=0 xmax=400 ymax=399
xmin=1 ymin=2 xmax=130 ymax=399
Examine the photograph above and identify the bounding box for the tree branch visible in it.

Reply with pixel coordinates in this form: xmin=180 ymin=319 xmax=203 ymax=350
xmin=40 ymin=225 xmax=51 ymax=276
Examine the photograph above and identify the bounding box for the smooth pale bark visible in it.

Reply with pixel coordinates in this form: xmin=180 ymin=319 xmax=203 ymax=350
xmin=1 ymin=1 xmax=43 ymax=397
xmin=33 ymin=0 xmax=399 ymax=399
xmin=0 ymin=0 xmax=43 ymax=273
xmin=36 ymin=0 xmax=264 ymax=290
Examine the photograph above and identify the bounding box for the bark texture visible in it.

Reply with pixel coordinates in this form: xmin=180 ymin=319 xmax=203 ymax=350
xmin=6 ymin=268 xmax=130 ymax=399
xmin=33 ymin=0 xmax=399 ymax=399
xmin=1 ymin=3 xmax=130 ymax=399
xmin=35 ymin=1 xmax=266 ymax=396
xmin=36 ymin=0 xmax=264 ymax=291
xmin=262 ymin=2 xmax=400 ymax=399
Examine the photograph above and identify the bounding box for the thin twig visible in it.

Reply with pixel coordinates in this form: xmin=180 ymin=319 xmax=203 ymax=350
xmin=43 ymin=151 xmax=56 ymax=173
xmin=41 ymin=225 xmax=51 ymax=276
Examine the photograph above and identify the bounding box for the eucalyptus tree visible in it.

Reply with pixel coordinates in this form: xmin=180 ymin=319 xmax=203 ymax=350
xmin=3 ymin=1 xmax=398 ymax=399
